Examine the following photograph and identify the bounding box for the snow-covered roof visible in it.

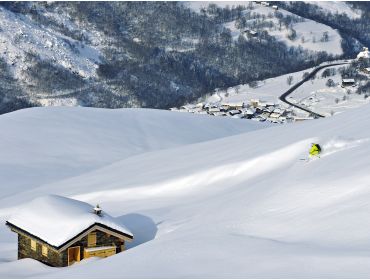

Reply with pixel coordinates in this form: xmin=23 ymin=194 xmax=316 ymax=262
xmin=222 ymin=102 xmax=244 ymax=107
xmin=342 ymin=79 xmax=355 ymax=83
xmin=357 ymin=47 xmax=369 ymax=59
xmin=6 ymin=195 xmax=133 ymax=248
xmin=270 ymin=112 xmax=281 ymax=119
xmin=229 ymin=110 xmax=242 ymax=114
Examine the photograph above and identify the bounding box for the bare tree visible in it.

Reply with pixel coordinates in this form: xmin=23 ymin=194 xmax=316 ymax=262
xmin=287 ymin=75 xmax=294 ymax=85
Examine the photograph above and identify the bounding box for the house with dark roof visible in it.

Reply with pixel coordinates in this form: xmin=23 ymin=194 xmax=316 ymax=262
xmin=6 ymin=195 xmax=133 ymax=267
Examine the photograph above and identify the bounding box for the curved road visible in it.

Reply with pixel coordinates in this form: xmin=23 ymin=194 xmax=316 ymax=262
xmin=279 ymin=62 xmax=350 ymax=118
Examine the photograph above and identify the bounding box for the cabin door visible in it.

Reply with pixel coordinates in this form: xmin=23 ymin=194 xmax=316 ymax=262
xmin=68 ymin=246 xmax=80 ymax=266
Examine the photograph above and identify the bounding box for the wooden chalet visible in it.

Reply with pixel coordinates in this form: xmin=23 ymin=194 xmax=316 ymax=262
xmin=6 ymin=195 xmax=133 ymax=267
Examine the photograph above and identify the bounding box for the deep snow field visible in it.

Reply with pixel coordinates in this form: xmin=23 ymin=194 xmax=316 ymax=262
xmin=1 ymin=106 xmax=370 ymax=278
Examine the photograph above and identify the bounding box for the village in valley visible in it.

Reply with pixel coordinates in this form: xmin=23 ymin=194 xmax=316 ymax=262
xmin=171 ymin=47 xmax=370 ymax=124
xmin=171 ymin=99 xmax=298 ymax=124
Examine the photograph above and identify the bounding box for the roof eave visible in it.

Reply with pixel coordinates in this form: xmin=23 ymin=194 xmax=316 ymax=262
xmin=5 ymin=221 xmax=134 ymax=253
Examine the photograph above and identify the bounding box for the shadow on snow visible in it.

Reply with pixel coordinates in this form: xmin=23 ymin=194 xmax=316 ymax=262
xmin=116 ymin=213 xmax=158 ymax=250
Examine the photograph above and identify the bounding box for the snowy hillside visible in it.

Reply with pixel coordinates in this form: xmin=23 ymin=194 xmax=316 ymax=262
xmin=307 ymin=1 xmax=362 ymax=19
xmin=187 ymin=1 xmax=344 ymax=56
xmin=1 ymin=106 xmax=370 ymax=277
xmin=0 ymin=5 xmax=101 ymax=80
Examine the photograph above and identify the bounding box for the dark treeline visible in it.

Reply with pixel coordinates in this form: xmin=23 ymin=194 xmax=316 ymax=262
xmin=0 ymin=59 xmax=36 ymax=114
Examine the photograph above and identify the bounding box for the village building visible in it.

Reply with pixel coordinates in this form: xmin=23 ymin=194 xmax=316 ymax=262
xmin=341 ymin=78 xmax=355 ymax=87
xmin=228 ymin=109 xmax=242 ymax=116
xmin=362 ymin=67 xmax=370 ymax=74
xmin=357 ymin=47 xmax=370 ymax=60
xmin=243 ymin=109 xmax=255 ymax=119
xmin=294 ymin=116 xmax=314 ymax=122
xmin=272 ymin=5 xmax=278 ymax=10
xmin=221 ymin=102 xmax=244 ymax=110
xmin=250 ymin=99 xmax=260 ymax=107
xmin=269 ymin=112 xmax=281 ymax=120
xmin=6 ymin=195 xmax=133 ymax=267
xmin=244 ymin=30 xmax=258 ymax=38
xmin=208 ymin=107 xmax=222 ymax=115
xmin=195 ymin=102 xmax=204 ymax=109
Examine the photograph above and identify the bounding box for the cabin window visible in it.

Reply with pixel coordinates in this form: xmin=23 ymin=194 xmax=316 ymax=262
xmin=87 ymin=232 xmax=97 ymax=247
xmin=31 ymin=239 xmax=36 ymax=251
xmin=42 ymin=245 xmax=48 ymax=257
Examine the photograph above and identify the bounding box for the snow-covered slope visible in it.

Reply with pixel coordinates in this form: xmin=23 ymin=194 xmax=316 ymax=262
xmin=0 ymin=107 xmax=263 ymax=200
xmin=1 ymin=106 xmax=370 ymax=278
xmin=187 ymin=1 xmax=343 ymax=56
xmin=0 ymin=5 xmax=101 ymax=80
xmin=309 ymin=1 xmax=362 ymax=19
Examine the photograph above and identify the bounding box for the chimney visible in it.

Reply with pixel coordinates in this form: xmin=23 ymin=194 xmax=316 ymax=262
xmin=93 ymin=204 xmax=102 ymax=216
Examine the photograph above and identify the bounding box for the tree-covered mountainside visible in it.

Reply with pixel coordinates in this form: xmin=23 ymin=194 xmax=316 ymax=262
xmin=279 ymin=1 xmax=370 ymax=56
xmin=0 ymin=1 xmax=364 ymax=113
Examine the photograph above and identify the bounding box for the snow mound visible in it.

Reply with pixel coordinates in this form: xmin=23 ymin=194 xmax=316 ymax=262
xmin=7 ymin=195 xmax=133 ymax=247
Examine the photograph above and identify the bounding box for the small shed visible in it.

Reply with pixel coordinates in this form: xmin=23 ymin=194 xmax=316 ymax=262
xmin=222 ymin=102 xmax=244 ymax=110
xmin=208 ymin=107 xmax=221 ymax=115
xmin=341 ymin=78 xmax=355 ymax=87
xmin=357 ymin=47 xmax=369 ymax=60
xmin=244 ymin=30 xmax=258 ymax=38
xmin=6 ymin=195 xmax=133 ymax=267
xmin=250 ymin=99 xmax=260 ymax=107
xmin=228 ymin=109 xmax=242 ymax=116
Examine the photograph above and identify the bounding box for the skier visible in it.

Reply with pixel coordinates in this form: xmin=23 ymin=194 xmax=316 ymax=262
xmin=309 ymin=143 xmax=322 ymax=158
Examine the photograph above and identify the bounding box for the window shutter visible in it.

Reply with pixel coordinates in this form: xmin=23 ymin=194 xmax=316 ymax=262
xmin=87 ymin=232 xmax=97 ymax=247
xmin=42 ymin=245 xmax=48 ymax=257
xmin=31 ymin=239 xmax=36 ymax=251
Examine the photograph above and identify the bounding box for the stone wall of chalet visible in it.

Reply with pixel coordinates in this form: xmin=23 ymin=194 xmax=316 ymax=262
xmin=17 ymin=229 xmax=126 ymax=267
xmin=18 ymin=234 xmax=64 ymax=267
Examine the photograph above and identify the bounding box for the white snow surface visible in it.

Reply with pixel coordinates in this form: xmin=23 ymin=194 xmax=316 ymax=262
xmin=1 ymin=106 xmax=370 ymax=277
xmin=308 ymin=1 xmax=362 ymax=19
xmin=0 ymin=107 xmax=264 ymax=201
xmin=7 ymin=195 xmax=133 ymax=247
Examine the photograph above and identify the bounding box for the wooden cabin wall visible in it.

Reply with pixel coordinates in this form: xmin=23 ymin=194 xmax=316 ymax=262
xmin=69 ymin=229 xmax=125 ymax=257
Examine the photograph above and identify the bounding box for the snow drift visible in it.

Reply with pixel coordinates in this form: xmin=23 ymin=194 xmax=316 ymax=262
xmin=1 ymin=105 xmax=370 ymax=278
